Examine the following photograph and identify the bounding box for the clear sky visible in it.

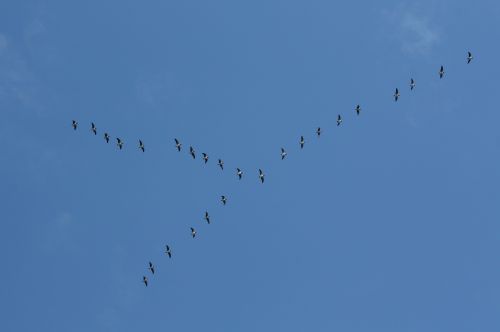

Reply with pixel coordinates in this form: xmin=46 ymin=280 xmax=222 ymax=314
xmin=1 ymin=0 xmax=500 ymax=331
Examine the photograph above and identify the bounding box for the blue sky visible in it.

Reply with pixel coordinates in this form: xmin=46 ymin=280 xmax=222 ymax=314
xmin=1 ymin=0 xmax=500 ymax=331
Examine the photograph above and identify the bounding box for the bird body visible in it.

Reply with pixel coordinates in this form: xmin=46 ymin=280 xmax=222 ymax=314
xmin=202 ymin=153 xmax=209 ymax=164
xmin=165 ymin=245 xmax=172 ymax=258
xmin=337 ymin=115 xmax=342 ymax=126
xmin=116 ymin=138 xmax=123 ymax=150
xmin=394 ymin=88 xmax=400 ymax=101
xmin=300 ymin=136 xmax=305 ymax=149
xmin=355 ymin=105 xmax=361 ymax=116
xmin=281 ymin=148 xmax=287 ymax=160
xmin=139 ymin=140 xmax=145 ymax=152
xmin=467 ymin=51 xmax=473 ymax=64
xmin=143 ymin=276 xmax=148 ymax=286
xmin=190 ymin=146 xmax=196 ymax=159
xmin=174 ymin=138 xmax=182 ymax=152
xmin=72 ymin=120 xmax=78 ymax=130
xmin=148 ymin=261 xmax=155 ymax=274
xmin=237 ymin=168 xmax=243 ymax=180
xmin=204 ymin=211 xmax=210 ymax=224
xmin=258 ymin=169 xmax=265 ymax=183
xmin=410 ymin=78 xmax=415 ymax=90
xmin=91 ymin=122 xmax=97 ymax=135
xmin=104 ymin=133 xmax=110 ymax=143
xmin=190 ymin=227 xmax=196 ymax=238
xmin=439 ymin=65 xmax=445 ymax=78
xmin=218 ymin=159 xmax=224 ymax=170
xmin=316 ymin=127 xmax=321 ymax=137
xmin=221 ymin=195 xmax=227 ymax=205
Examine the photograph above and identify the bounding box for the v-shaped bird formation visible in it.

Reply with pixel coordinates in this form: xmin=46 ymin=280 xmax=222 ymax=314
xmin=70 ymin=52 xmax=474 ymax=287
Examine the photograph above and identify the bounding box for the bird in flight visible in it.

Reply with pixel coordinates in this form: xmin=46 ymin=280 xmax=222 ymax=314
xmin=355 ymin=105 xmax=361 ymax=116
xmin=190 ymin=227 xmax=196 ymax=238
xmin=236 ymin=168 xmax=243 ymax=180
xmin=281 ymin=147 xmax=287 ymax=160
xmin=148 ymin=262 xmax=155 ymax=274
xmin=189 ymin=146 xmax=196 ymax=159
xmin=143 ymin=276 xmax=148 ymax=287
xmin=165 ymin=245 xmax=172 ymax=258
xmin=337 ymin=115 xmax=343 ymax=126
xmin=394 ymin=88 xmax=400 ymax=101
xmin=174 ymin=138 xmax=182 ymax=152
xmin=116 ymin=138 xmax=123 ymax=150
xmin=218 ymin=159 xmax=224 ymax=170
xmin=204 ymin=211 xmax=210 ymax=224
xmin=104 ymin=132 xmax=110 ymax=143
xmin=467 ymin=51 xmax=473 ymax=64
xmin=139 ymin=140 xmax=145 ymax=152
xmin=316 ymin=127 xmax=321 ymax=137
xmin=300 ymin=136 xmax=305 ymax=149
xmin=258 ymin=169 xmax=265 ymax=183
xmin=410 ymin=78 xmax=415 ymax=91
xmin=91 ymin=122 xmax=97 ymax=135
xmin=72 ymin=120 xmax=78 ymax=130
xmin=439 ymin=65 xmax=445 ymax=79
xmin=221 ymin=195 xmax=227 ymax=205
xmin=202 ymin=153 xmax=209 ymax=164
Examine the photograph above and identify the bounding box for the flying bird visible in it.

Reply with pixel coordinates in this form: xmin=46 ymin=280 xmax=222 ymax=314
xmin=337 ymin=115 xmax=342 ymax=126
xmin=165 ymin=245 xmax=172 ymax=258
xmin=439 ymin=65 xmax=445 ymax=79
xmin=189 ymin=146 xmax=196 ymax=159
xmin=410 ymin=78 xmax=416 ymax=90
xmin=190 ymin=227 xmax=196 ymax=238
xmin=174 ymin=138 xmax=182 ymax=152
xmin=91 ymin=122 xmax=97 ymax=135
xmin=139 ymin=140 xmax=145 ymax=152
xmin=221 ymin=195 xmax=227 ymax=205
xmin=148 ymin=261 xmax=155 ymax=274
xmin=467 ymin=51 xmax=473 ymax=64
xmin=394 ymin=88 xmax=400 ymax=101
xmin=143 ymin=276 xmax=148 ymax=287
xmin=202 ymin=153 xmax=209 ymax=164
xmin=258 ymin=169 xmax=265 ymax=183
xmin=204 ymin=211 xmax=210 ymax=224
xmin=281 ymin=147 xmax=287 ymax=160
xmin=72 ymin=120 xmax=78 ymax=130
xmin=316 ymin=127 xmax=321 ymax=137
xmin=116 ymin=138 xmax=123 ymax=150
xmin=355 ymin=105 xmax=361 ymax=116
xmin=218 ymin=159 xmax=224 ymax=170
xmin=104 ymin=132 xmax=110 ymax=143
xmin=236 ymin=168 xmax=243 ymax=180
xmin=300 ymin=136 xmax=305 ymax=149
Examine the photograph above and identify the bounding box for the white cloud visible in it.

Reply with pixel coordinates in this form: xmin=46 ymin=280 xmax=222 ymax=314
xmin=382 ymin=5 xmax=441 ymax=56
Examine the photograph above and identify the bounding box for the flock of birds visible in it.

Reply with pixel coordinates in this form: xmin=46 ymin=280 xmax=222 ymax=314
xmin=71 ymin=51 xmax=474 ymax=287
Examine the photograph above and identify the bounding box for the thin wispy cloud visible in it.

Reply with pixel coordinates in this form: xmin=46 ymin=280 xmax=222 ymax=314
xmin=383 ymin=5 xmax=441 ymax=56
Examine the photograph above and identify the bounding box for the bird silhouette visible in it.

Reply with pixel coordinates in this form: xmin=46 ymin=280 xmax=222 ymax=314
xmin=190 ymin=227 xmax=196 ymax=238
xmin=410 ymin=78 xmax=415 ymax=91
xmin=221 ymin=195 xmax=227 ymax=205
xmin=143 ymin=276 xmax=148 ymax=287
xmin=355 ymin=105 xmax=361 ymax=116
xmin=202 ymin=153 xmax=209 ymax=164
xmin=91 ymin=122 xmax=97 ymax=135
xmin=258 ymin=169 xmax=265 ymax=183
xmin=316 ymin=127 xmax=321 ymax=137
xmin=467 ymin=51 xmax=473 ymax=64
xmin=236 ymin=168 xmax=243 ymax=180
xmin=189 ymin=146 xmax=196 ymax=159
xmin=337 ymin=115 xmax=343 ymax=126
xmin=139 ymin=140 xmax=145 ymax=152
xmin=300 ymin=136 xmax=305 ymax=149
xmin=116 ymin=138 xmax=123 ymax=150
xmin=165 ymin=245 xmax=172 ymax=258
xmin=394 ymin=88 xmax=400 ymax=101
xmin=281 ymin=147 xmax=287 ymax=160
xmin=72 ymin=120 xmax=78 ymax=130
xmin=204 ymin=211 xmax=210 ymax=224
xmin=148 ymin=261 xmax=155 ymax=274
xmin=218 ymin=159 xmax=224 ymax=170
xmin=174 ymin=138 xmax=182 ymax=152
xmin=104 ymin=132 xmax=110 ymax=143
xmin=439 ymin=65 xmax=445 ymax=79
